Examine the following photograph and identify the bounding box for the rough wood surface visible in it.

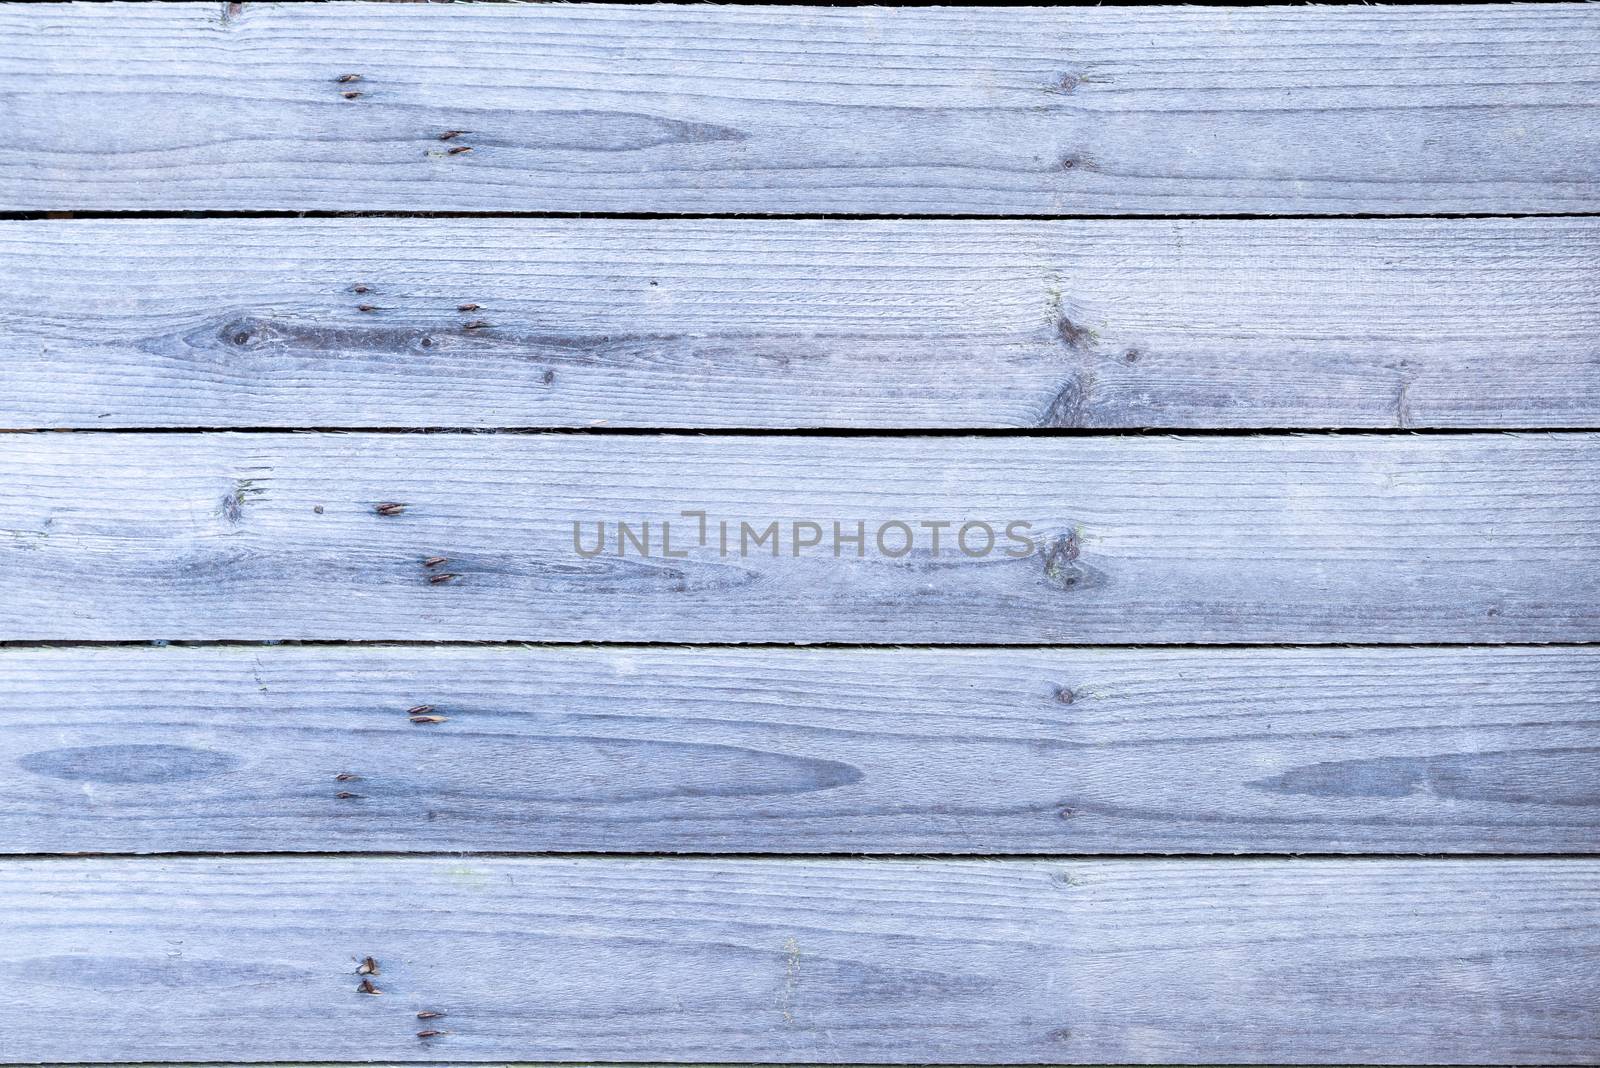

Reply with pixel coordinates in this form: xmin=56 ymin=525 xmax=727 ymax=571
xmin=5 ymin=645 xmax=1599 ymax=855
xmin=3 ymin=857 xmax=1597 ymax=1063
xmin=4 ymin=3 xmax=1598 ymax=213
xmin=4 ymin=218 xmax=1598 ymax=429
xmin=2 ymin=432 xmax=1597 ymax=643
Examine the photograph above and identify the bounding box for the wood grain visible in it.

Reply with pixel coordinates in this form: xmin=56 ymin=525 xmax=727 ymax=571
xmin=3 ymin=4 xmax=1597 ymax=213
xmin=3 ymin=857 xmax=1596 ymax=1063
xmin=5 ymin=645 xmax=1599 ymax=854
xmin=3 ymin=218 xmax=1598 ymax=429
xmin=2 ymin=432 xmax=1597 ymax=643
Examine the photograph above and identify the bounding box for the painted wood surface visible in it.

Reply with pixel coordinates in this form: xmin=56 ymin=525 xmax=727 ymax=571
xmin=4 ymin=217 xmax=1599 ymax=430
xmin=3 ymin=432 xmax=1597 ymax=643
xmin=5 ymin=645 xmax=1599 ymax=855
xmin=3 ymin=857 xmax=1597 ymax=1063
xmin=4 ymin=4 xmax=1598 ymax=214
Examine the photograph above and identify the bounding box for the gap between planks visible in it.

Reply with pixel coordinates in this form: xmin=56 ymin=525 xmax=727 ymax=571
xmin=7 ymin=428 xmax=1600 ymax=437
xmin=5 ymin=640 xmax=1600 ymax=649
xmin=7 ymin=212 xmax=1600 ymax=221
xmin=2 ymin=852 xmax=1598 ymax=862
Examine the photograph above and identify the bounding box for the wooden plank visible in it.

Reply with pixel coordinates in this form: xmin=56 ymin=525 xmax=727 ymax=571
xmin=4 ymin=4 xmax=1598 ymax=214
xmin=4 ymin=218 xmax=1599 ymax=430
xmin=3 ymin=857 xmax=1596 ymax=1063
xmin=5 ymin=645 xmax=1599 ymax=855
xmin=3 ymin=432 xmax=1598 ymax=643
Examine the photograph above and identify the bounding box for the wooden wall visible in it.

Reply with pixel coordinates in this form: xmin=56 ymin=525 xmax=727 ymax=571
xmin=0 ymin=4 xmax=1596 ymax=1066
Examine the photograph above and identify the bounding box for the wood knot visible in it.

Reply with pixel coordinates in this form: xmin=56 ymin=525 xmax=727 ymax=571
xmin=1042 ymin=531 xmax=1083 ymax=589
xmin=408 ymin=702 xmax=448 ymax=725
xmin=221 ymin=318 xmax=263 ymax=347
xmin=1056 ymin=317 xmax=1094 ymax=352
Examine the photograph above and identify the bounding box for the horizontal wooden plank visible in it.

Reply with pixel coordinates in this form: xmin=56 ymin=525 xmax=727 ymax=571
xmin=6 ymin=645 xmax=1599 ymax=855
xmin=4 ymin=218 xmax=1599 ymax=430
xmin=4 ymin=857 xmax=1596 ymax=1063
xmin=4 ymin=432 xmax=1599 ymax=643
xmin=4 ymin=4 xmax=1598 ymax=213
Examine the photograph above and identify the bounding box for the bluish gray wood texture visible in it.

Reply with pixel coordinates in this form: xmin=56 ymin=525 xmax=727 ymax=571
xmin=3 ymin=857 xmax=1596 ymax=1064
xmin=4 ymin=645 xmax=1599 ymax=855
xmin=3 ymin=218 xmax=1598 ymax=429
xmin=2 ymin=432 xmax=1597 ymax=643
xmin=3 ymin=4 xmax=1598 ymax=213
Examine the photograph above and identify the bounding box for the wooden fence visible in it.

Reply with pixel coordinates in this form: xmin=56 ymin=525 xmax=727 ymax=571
xmin=1 ymin=4 xmax=1596 ymax=1066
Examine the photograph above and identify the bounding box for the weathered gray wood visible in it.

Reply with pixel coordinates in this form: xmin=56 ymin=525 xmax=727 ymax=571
xmin=3 ymin=432 xmax=1598 ymax=642
xmin=4 ymin=4 xmax=1598 ymax=213
xmin=4 ymin=218 xmax=1599 ymax=429
xmin=5 ymin=645 xmax=1599 ymax=855
xmin=3 ymin=857 xmax=1596 ymax=1063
